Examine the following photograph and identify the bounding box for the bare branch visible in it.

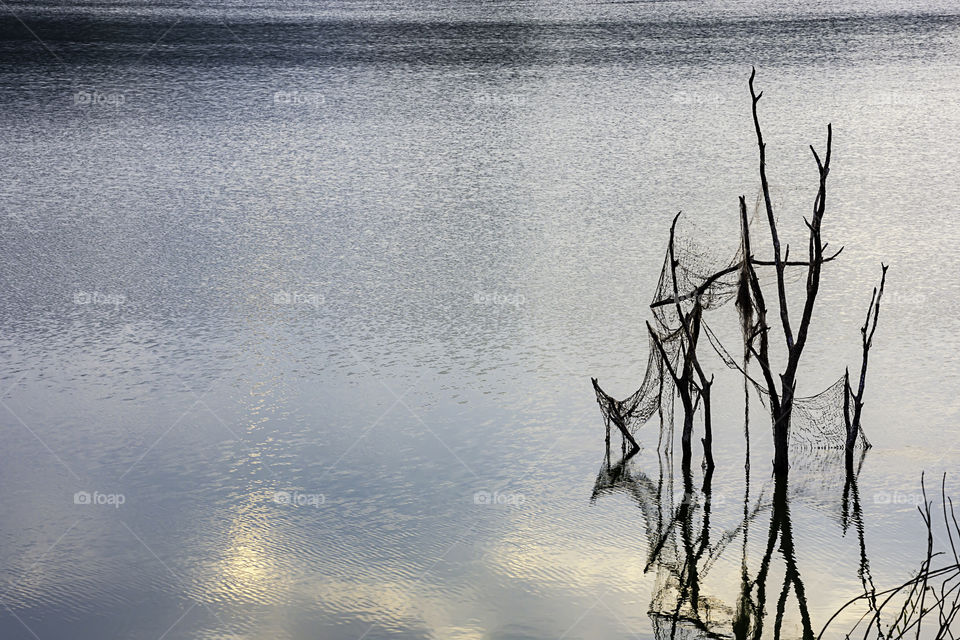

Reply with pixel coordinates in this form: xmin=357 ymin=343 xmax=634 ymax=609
xmin=667 ymin=212 xmax=709 ymax=390
xmin=783 ymin=123 xmax=833 ymax=387
xmin=750 ymin=68 xmax=794 ymax=350
xmin=740 ymin=195 xmax=781 ymax=418
xmin=849 ymin=264 xmax=889 ymax=442
xmin=648 ymin=248 xmax=844 ymax=310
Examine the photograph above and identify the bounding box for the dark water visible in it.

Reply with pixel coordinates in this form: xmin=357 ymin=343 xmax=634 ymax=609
xmin=2 ymin=1 xmax=960 ymax=638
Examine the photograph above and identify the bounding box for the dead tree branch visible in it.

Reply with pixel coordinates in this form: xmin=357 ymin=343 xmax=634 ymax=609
xmin=745 ymin=69 xmax=834 ymax=474
xmin=667 ymin=212 xmax=715 ymax=470
xmin=845 ymin=264 xmax=889 ymax=456
xmin=648 ymin=250 xmax=844 ymax=311
xmin=750 ymin=67 xmax=793 ymax=351
xmin=591 ymin=378 xmax=640 ymax=453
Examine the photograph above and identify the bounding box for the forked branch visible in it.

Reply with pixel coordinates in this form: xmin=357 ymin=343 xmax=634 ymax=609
xmin=750 ymin=66 xmax=793 ymax=350
xmin=845 ymin=263 xmax=889 ymax=450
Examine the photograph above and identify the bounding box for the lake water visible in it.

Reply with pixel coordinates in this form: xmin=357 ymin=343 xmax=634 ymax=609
xmin=2 ymin=1 xmax=960 ymax=638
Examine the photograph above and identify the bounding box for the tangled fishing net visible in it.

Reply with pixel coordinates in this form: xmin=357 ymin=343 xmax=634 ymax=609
xmin=702 ymin=321 xmax=870 ymax=450
xmin=593 ymin=207 xmax=870 ymax=451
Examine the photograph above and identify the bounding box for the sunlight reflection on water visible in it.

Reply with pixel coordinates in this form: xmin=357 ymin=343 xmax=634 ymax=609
xmin=1 ymin=1 xmax=959 ymax=638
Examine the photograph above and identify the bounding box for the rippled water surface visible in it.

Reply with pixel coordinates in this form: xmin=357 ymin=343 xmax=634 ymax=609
xmin=2 ymin=1 xmax=960 ymax=638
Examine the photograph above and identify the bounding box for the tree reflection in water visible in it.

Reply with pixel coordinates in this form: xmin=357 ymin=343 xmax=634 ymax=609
xmin=591 ymin=404 xmax=877 ymax=639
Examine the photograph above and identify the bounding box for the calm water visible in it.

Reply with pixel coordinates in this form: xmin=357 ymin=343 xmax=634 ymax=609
xmin=2 ymin=1 xmax=960 ymax=638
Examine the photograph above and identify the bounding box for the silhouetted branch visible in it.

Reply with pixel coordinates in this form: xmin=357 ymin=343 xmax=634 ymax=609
xmin=749 ymin=66 xmax=794 ymax=352
xmin=820 ymin=474 xmax=960 ymax=640
xmin=744 ymin=69 xmax=836 ymax=474
xmin=667 ymin=212 xmax=715 ymax=470
xmin=845 ymin=264 xmax=888 ymax=454
xmin=739 ymin=196 xmax=781 ymax=422
xmin=648 ymin=249 xmax=844 ymax=310
xmin=591 ymin=377 xmax=640 ymax=452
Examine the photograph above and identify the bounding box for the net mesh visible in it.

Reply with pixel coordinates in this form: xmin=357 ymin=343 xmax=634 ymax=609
xmin=591 ymin=445 xmax=871 ymax=639
xmin=702 ymin=320 xmax=870 ymax=450
xmin=592 ymin=332 xmax=678 ymax=438
xmin=592 ymin=205 xmax=869 ymax=450
xmin=592 ymin=448 xmax=772 ymax=639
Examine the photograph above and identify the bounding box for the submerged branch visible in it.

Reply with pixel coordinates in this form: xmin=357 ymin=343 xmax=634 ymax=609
xmin=819 ymin=474 xmax=960 ymax=640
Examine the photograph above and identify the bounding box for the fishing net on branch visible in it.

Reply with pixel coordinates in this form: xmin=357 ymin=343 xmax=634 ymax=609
xmin=650 ymin=217 xmax=744 ymax=334
xmin=788 ymin=377 xmax=870 ymax=449
xmin=593 ymin=215 xmax=744 ymax=441
xmin=702 ymin=321 xmax=870 ymax=450
xmin=592 ymin=202 xmax=866 ymax=450
xmin=592 ymin=331 xmax=679 ymax=437
xmin=649 ymin=204 xmax=806 ymax=333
